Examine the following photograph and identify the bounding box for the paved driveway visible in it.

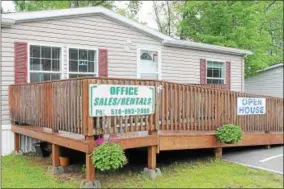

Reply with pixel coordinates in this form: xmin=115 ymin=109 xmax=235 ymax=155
xmin=223 ymin=145 xmax=283 ymax=174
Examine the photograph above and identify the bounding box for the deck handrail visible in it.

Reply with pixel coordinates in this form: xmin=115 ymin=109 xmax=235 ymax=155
xmin=189 ymin=84 xmax=229 ymax=90
xmin=9 ymin=77 xmax=283 ymax=136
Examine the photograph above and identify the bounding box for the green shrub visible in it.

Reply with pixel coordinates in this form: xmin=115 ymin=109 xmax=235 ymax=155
xmin=216 ymin=124 xmax=243 ymax=144
xmin=91 ymin=143 xmax=127 ymax=171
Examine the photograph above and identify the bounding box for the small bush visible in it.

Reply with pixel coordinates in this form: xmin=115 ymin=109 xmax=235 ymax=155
xmin=216 ymin=124 xmax=243 ymax=144
xmin=92 ymin=143 xmax=127 ymax=171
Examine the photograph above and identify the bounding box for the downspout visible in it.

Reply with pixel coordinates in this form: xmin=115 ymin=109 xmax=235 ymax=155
xmin=242 ymin=54 xmax=248 ymax=92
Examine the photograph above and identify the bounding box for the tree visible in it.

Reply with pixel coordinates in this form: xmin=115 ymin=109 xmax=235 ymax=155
xmin=115 ymin=0 xmax=142 ymax=21
xmin=13 ymin=0 xmax=141 ymax=21
xmin=260 ymin=1 xmax=283 ymax=64
xmin=178 ymin=1 xmax=283 ymax=76
xmin=152 ymin=1 xmax=183 ymax=37
xmin=14 ymin=0 xmax=115 ymax=11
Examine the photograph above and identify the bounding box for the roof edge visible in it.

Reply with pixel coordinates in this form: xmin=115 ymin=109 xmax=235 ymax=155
xmin=162 ymin=40 xmax=253 ymax=56
xmin=2 ymin=6 xmax=173 ymax=41
xmin=1 ymin=18 xmax=15 ymax=27
xmin=256 ymin=63 xmax=283 ymax=73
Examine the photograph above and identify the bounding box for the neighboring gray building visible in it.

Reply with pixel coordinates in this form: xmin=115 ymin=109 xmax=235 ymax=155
xmin=1 ymin=6 xmax=252 ymax=155
xmin=245 ymin=63 xmax=283 ymax=98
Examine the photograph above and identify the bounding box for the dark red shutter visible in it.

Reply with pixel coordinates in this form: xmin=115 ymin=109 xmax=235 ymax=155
xmin=14 ymin=42 xmax=28 ymax=84
xmin=98 ymin=48 xmax=108 ymax=77
xmin=200 ymin=59 xmax=207 ymax=84
xmin=226 ymin=61 xmax=231 ymax=90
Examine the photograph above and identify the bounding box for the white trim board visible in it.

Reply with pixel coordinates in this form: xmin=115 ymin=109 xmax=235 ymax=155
xmin=1 ymin=124 xmax=15 ymax=156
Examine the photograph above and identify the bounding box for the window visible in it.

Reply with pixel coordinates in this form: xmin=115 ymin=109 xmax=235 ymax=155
xmin=206 ymin=60 xmax=225 ymax=84
xmin=29 ymin=45 xmax=61 ymax=83
xmin=138 ymin=49 xmax=160 ymax=80
xmin=68 ymin=48 xmax=97 ymax=78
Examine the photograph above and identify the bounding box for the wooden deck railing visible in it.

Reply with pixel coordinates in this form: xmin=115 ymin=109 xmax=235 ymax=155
xmin=9 ymin=79 xmax=85 ymax=134
xmin=158 ymin=82 xmax=283 ymax=133
xmin=9 ymin=77 xmax=283 ymax=136
xmin=190 ymin=84 xmax=229 ymax=90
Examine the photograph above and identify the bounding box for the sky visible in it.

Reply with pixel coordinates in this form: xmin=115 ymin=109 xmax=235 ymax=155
xmin=1 ymin=1 xmax=158 ymax=29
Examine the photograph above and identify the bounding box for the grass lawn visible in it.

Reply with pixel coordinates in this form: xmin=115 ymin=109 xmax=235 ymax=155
xmin=2 ymin=154 xmax=283 ymax=188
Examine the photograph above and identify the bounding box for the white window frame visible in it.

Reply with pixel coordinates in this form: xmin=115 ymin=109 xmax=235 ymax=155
xmin=67 ymin=46 xmax=99 ymax=78
xmin=27 ymin=42 xmax=64 ymax=83
xmin=137 ymin=47 xmax=162 ymax=80
xmin=206 ymin=59 xmax=226 ymax=84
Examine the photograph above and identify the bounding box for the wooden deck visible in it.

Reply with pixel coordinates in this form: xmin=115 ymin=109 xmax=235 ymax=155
xmin=9 ymin=77 xmax=283 ymax=184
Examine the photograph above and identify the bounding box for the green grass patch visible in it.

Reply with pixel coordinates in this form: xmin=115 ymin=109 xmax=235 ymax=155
xmin=2 ymin=155 xmax=283 ymax=188
xmin=1 ymin=155 xmax=79 ymax=188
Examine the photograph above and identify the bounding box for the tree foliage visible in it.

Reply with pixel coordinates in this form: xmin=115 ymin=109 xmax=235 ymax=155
xmin=177 ymin=1 xmax=283 ymax=76
xmin=14 ymin=0 xmax=115 ymax=11
xmin=13 ymin=0 xmax=141 ymax=21
xmin=115 ymin=0 xmax=142 ymax=21
xmin=152 ymin=1 xmax=183 ymax=37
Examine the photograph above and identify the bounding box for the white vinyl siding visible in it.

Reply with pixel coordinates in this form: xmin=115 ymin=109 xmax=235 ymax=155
xmin=245 ymin=66 xmax=283 ymax=98
xmin=161 ymin=46 xmax=243 ymax=91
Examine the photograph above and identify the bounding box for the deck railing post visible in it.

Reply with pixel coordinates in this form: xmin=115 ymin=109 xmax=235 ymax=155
xmin=86 ymin=136 xmax=95 ymax=182
xmin=52 ymin=144 xmax=60 ymax=167
xmin=79 ymin=152 xmax=101 ymax=188
xmin=85 ymin=152 xmax=95 ymax=182
xmin=81 ymin=135 xmax=101 ymax=188
xmin=48 ymin=143 xmax=64 ymax=175
xmin=215 ymin=148 xmax=222 ymax=159
xmin=147 ymin=145 xmax=157 ymax=169
xmin=14 ymin=132 xmax=20 ymax=153
xmin=154 ymin=82 xmax=160 ymax=131
xmin=148 ymin=131 xmax=158 ymax=169
xmin=144 ymin=131 xmax=161 ymax=179
xmin=82 ymin=79 xmax=94 ymax=136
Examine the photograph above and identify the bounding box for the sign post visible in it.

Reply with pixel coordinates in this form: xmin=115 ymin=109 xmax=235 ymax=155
xmin=237 ymin=97 xmax=266 ymax=115
xmin=89 ymin=84 xmax=155 ymax=117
